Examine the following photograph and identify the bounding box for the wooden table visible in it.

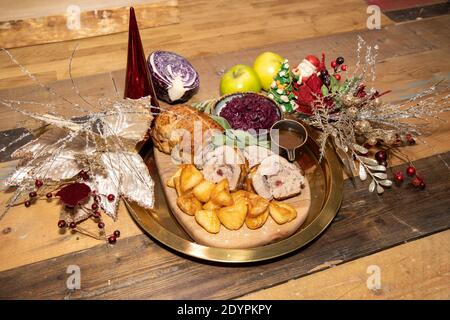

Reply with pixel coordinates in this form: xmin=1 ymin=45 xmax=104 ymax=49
xmin=0 ymin=1 xmax=449 ymax=299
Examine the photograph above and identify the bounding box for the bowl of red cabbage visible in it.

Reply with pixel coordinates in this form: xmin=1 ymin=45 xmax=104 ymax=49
xmin=213 ymin=92 xmax=283 ymax=133
xmin=147 ymin=51 xmax=200 ymax=104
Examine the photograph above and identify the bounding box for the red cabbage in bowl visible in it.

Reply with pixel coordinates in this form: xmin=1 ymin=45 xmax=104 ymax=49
xmin=219 ymin=93 xmax=281 ymax=131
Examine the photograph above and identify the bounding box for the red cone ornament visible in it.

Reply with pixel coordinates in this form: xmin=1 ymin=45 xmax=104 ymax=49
xmin=124 ymin=7 xmax=160 ymax=111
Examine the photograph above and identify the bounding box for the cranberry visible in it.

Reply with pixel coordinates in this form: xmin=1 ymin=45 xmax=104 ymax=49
xmin=46 ymin=192 xmax=53 ymax=198
xmin=406 ymin=166 xmax=416 ymax=177
xmin=29 ymin=191 xmax=37 ymax=198
xmin=98 ymin=222 xmax=105 ymax=229
xmin=107 ymin=194 xmax=115 ymax=202
xmin=69 ymin=222 xmax=77 ymax=229
xmin=375 ymin=150 xmax=387 ymax=163
xmin=58 ymin=220 xmax=67 ymax=228
xmin=24 ymin=200 xmax=31 ymax=207
xmin=113 ymin=230 xmax=121 ymax=238
xmin=35 ymin=180 xmax=43 ymax=188
xmin=91 ymin=203 xmax=99 ymax=211
xmin=108 ymin=235 xmax=117 ymax=244
xmin=394 ymin=171 xmax=404 ymax=183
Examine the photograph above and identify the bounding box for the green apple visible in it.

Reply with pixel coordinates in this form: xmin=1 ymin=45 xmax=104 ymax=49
xmin=253 ymin=52 xmax=284 ymax=91
xmin=220 ymin=64 xmax=262 ymax=95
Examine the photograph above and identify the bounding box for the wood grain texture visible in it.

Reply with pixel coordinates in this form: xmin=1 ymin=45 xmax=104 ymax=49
xmin=0 ymin=1 xmax=180 ymax=49
xmin=0 ymin=151 xmax=448 ymax=299
xmin=154 ymin=149 xmax=312 ymax=249
xmin=240 ymin=229 xmax=450 ymax=300
xmin=0 ymin=0 xmax=393 ymax=88
xmin=0 ymin=16 xmax=449 ymax=274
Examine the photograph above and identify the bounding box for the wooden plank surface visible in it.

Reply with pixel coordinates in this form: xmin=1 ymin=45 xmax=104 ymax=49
xmin=0 ymin=12 xmax=449 ymax=299
xmin=0 ymin=1 xmax=180 ymax=49
xmin=0 ymin=0 xmax=393 ymax=88
xmin=241 ymin=229 xmax=450 ymax=300
xmin=0 ymin=16 xmax=449 ymax=275
xmin=0 ymin=151 xmax=448 ymax=299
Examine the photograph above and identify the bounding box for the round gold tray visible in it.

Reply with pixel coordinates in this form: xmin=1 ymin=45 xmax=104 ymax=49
xmin=127 ymin=129 xmax=343 ymax=263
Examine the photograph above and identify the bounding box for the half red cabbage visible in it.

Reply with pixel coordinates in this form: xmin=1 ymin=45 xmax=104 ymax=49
xmin=147 ymin=51 xmax=200 ymax=104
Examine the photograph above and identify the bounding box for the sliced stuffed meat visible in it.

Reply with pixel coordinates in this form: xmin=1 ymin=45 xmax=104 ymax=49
xmin=243 ymin=145 xmax=275 ymax=168
xmin=201 ymin=145 xmax=247 ymax=191
xmin=251 ymin=154 xmax=305 ymax=200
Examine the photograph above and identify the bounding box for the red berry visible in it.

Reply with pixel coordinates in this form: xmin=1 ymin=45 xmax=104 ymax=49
xmin=46 ymin=192 xmax=53 ymax=198
xmin=334 ymin=74 xmax=341 ymax=81
xmin=93 ymin=211 xmax=101 ymax=218
xmin=336 ymin=57 xmax=345 ymax=65
xmin=98 ymin=222 xmax=105 ymax=229
xmin=411 ymin=176 xmax=422 ymax=188
xmin=406 ymin=166 xmax=416 ymax=177
xmin=69 ymin=222 xmax=77 ymax=229
xmin=108 ymin=235 xmax=117 ymax=244
xmin=24 ymin=200 xmax=31 ymax=207
xmin=35 ymin=180 xmax=43 ymax=188
xmin=91 ymin=203 xmax=99 ymax=211
xmin=107 ymin=194 xmax=115 ymax=202
xmin=419 ymin=181 xmax=426 ymax=190
xmin=78 ymin=170 xmax=90 ymax=181
xmin=113 ymin=230 xmax=121 ymax=238
xmin=405 ymin=133 xmax=416 ymax=145
xmin=331 ymin=60 xmax=337 ymax=68
xmin=375 ymin=150 xmax=387 ymax=163
xmin=29 ymin=191 xmax=37 ymax=198
xmin=58 ymin=220 xmax=67 ymax=228
xmin=394 ymin=171 xmax=404 ymax=183
xmin=341 ymin=64 xmax=347 ymax=71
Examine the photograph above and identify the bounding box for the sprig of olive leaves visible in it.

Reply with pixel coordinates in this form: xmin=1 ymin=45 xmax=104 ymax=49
xmin=354 ymin=153 xmax=392 ymax=194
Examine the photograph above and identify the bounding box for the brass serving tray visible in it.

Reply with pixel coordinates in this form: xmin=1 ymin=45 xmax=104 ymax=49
xmin=126 ymin=129 xmax=343 ymax=263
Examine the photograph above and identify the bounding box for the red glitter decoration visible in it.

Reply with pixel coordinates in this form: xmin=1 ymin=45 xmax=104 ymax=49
xmin=55 ymin=183 xmax=91 ymax=207
xmin=124 ymin=7 xmax=160 ymax=112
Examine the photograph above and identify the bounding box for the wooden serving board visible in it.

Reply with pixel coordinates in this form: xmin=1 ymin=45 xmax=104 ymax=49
xmin=153 ymin=148 xmax=312 ymax=248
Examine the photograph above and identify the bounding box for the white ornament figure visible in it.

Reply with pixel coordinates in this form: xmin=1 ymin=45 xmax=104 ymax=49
xmin=292 ymin=55 xmax=321 ymax=84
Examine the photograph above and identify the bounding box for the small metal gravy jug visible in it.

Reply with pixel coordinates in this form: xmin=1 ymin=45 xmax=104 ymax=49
xmin=270 ymin=119 xmax=308 ymax=162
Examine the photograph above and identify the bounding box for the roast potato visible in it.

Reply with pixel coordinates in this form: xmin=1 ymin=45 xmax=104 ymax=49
xmin=180 ymin=164 xmax=204 ymax=193
xmin=231 ymin=190 xmax=248 ymax=202
xmin=245 ymin=208 xmax=269 ymax=230
xmin=174 ymin=174 xmax=183 ymax=196
xmin=177 ymin=193 xmax=203 ymax=216
xmin=203 ymin=200 xmax=222 ymax=210
xmin=195 ymin=209 xmax=221 ymax=234
xmin=166 ymin=167 xmax=182 ymax=188
xmin=247 ymin=192 xmax=269 ymax=217
xmin=193 ymin=180 xmax=215 ymax=203
xmin=269 ymin=201 xmax=297 ymax=224
xmin=210 ymin=179 xmax=233 ymax=206
xmin=217 ymin=201 xmax=247 ymax=230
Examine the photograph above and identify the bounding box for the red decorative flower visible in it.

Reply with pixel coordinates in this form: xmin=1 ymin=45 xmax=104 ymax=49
xmin=56 ymin=183 xmax=91 ymax=207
